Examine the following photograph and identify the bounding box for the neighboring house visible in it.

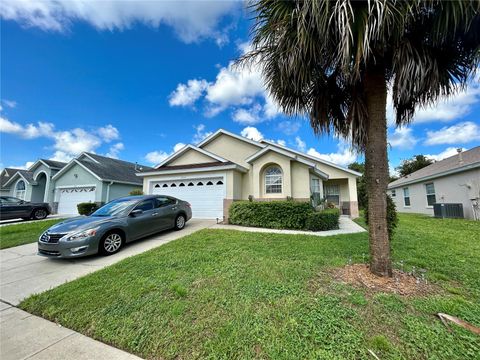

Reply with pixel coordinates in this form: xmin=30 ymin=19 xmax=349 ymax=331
xmin=388 ymin=147 xmax=480 ymax=220
xmin=138 ymin=129 xmax=360 ymax=220
xmin=51 ymin=152 xmax=152 ymax=214
xmin=2 ymin=160 xmax=67 ymax=203
xmin=0 ymin=168 xmax=24 ymax=196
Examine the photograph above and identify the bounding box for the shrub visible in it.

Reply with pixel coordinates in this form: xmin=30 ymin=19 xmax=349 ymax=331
xmin=365 ymin=195 xmax=398 ymax=238
xmin=229 ymin=201 xmax=313 ymax=230
xmin=77 ymin=202 xmax=98 ymax=215
xmin=305 ymin=208 xmax=340 ymax=231
xmin=129 ymin=189 xmax=144 ymax=196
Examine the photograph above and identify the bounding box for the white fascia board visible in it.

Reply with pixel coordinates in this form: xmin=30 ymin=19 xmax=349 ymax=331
xmin=311 ymin=168 xmax=329 ymax=180
xmin=245 ymin=145 xmax=317 ymax=168
xmin=197 ymin=128 xmax=266 ymax=149
xmin=261 ymin=140 xmax=362 ymax=177
xmin=138 ymin=164 xmax=248 ymax=177
xmin=52 ymin=159 xmax=103 ymax=181
xmin=387 ymin=162 xmax=480 ymax=189
xmin=4 ymin=172 xmax=35 ymax=187
xmin=79 ymin=153 xmax=100 ymax=163
xmin=155 ymin=144 xmax=229 ymax=169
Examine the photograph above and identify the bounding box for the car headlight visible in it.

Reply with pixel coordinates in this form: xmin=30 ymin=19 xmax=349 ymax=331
xmin=66 ymin=227 xmax=99 ymax=241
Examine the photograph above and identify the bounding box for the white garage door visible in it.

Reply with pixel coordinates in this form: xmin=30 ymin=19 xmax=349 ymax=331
xmin=151 ymin=177 xmax=225 ymax=219
xmin=57 ymin=186 xmax=96 ymax=215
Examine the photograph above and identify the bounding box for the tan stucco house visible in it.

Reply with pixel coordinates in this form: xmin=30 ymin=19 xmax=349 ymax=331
xmin=138 ymin=129 xmax=360 ymax=220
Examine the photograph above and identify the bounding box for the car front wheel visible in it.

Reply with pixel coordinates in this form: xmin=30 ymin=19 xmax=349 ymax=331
xmin=99 ymin=231 xmax=124 ymax=256
xmin=32 ymin=208 xmax=48 ymax=220
xmin=174 ymin=214 xmax=186 ymax=230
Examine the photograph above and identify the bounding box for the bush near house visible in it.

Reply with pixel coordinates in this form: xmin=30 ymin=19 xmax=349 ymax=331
xmin=305 ymin=208 xmax=340 ymax=231
xmin=129 ymin=189 xmax=144 ymax=196
xmin=228 ymin=201 xmax=339 ymax=231
xmin=77 ymin=202 xmax=98 ymax=216
xmin=365 ymin=195 xmax=398 ymax=238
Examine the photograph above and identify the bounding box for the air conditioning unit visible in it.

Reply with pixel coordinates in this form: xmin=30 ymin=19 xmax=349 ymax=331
xmin=433 ymin=203 xmax=464 ymax=219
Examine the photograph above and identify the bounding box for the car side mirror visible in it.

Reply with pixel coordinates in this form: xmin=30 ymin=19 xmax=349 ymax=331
xmin=130 ymin=209 xmax=143 ymax=217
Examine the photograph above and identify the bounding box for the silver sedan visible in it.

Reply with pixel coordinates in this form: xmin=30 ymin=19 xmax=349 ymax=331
xmin=38 ymin=195 xmax=192 ymax=258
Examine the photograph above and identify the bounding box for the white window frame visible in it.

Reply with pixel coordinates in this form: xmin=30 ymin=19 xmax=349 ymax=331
xmin=403 ymin=187 xmax=411 ymax=207
xmin=324 ymin=184 xmax=340 ymax=206
xmin=15 ymin=180 xmax=26 ymax=200
xmin=425 ymin=182 xmax=436 ymax=207
xmin=265 ymin=166 xmax=282 ymax=194
xmin=391 ymin=189 xmax=396 ymax=197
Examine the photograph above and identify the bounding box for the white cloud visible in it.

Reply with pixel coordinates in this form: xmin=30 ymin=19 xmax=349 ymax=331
xmin=0 ymin=116 xmax=23 ymax=134
xmin=425 ymin=121 xmax=480 ymax=145
xmin=105 ymin=142 xmax=124 ymax=158
xmin=1 ymin=99 xmax=17 ymax=108
xmin=232 ymin=105 xmax=263 ymax=125
xmin=192 ymin=124 xmax=212 ymax=143
xmin=145 ymin=150 xmax=169 ymax=165
xmin=389 ymin=127 xmax=419 ymax=149
xmin=173 ymin=142 xmax=186 ymax=152
xmin=276 ymin=139 xmax=286 ymax=146
xmin=277 ymin=120 xmax=300 ymax=135
xmin=295 ymin=136 xmax=306 ymax=152
xmin=0 ymin=0 xmax=238 ymax=44
xmin=241 ymin=126 xmax=263 ymax=141
xmin=425 ymin=147 xmax=466 ymax=162
xmin=6 ymin=161 xmax=35 ymax=170
xmin=98 ymin=124 xmax=120 ymax=142
xmin=0 ymin=116 xmax=55 ymax=139
xmin=169 ymin=79 xmax=209 ymax=107
xmin=307 ymin=139 xmax=357 ymax=166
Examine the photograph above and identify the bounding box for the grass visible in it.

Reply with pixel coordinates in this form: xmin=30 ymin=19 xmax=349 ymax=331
xmin=20 ymin=214 xmax=480 ymax=359
xmin=0 ymin=219 xmax=65 ymax=249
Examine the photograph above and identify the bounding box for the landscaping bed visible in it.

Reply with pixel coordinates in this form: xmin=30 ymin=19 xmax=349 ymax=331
xmin=0 ymin=218 xmax=65 ymax=249
xmin=20 ymin=214 xmax=480 ymax=359
xmin=228 ymin=200 xmax=340 ymax=231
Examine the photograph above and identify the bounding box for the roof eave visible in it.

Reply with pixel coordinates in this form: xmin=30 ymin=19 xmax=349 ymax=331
xmin=137 ymin=164 xmax=248 ymax=177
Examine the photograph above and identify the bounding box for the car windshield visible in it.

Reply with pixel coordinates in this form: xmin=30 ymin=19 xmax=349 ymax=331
xmin=90 ymin=198 xmax=139 ymax=217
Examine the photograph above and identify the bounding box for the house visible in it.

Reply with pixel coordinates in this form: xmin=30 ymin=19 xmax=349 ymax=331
xmin=51 ymin=152 xmax=152 ymax=214
xmin=388 ymin=147 xmax=480 ymax=220
xmin=2 ymin=160 xmax=67 ymax=203
xmin=1 ymin=168 xmax=24 ymax=196
xmin=138 ymin=129 xmax=360 ymax=220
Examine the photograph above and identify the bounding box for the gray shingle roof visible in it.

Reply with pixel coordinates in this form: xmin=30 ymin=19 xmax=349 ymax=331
xmin=389 ymin=146 xmax=480 ymax=188
xmin=78 ymin=153 xmax=153 ymax=184
xmin=40 ymin=159 xmax=67 ymax=169
xmin=0 ymin=168 xmax=23 ymax=189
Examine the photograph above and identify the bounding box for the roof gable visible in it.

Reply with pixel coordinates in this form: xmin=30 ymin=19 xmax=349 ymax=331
xmin=3 ymin=169 xmax=35 ymax=187
xmin=197 ymin=129 xmax=266 ymax=149
xmin=156 ymin=145 xmax=229 ymax=169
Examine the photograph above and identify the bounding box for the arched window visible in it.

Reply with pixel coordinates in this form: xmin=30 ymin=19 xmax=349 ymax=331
xmin=171 ymin=183 xmax=177 ymax=187
xmin=179 ymin=183 xmax=185 ymax=187
xmin=15 ymin=180 xmax=26 ymax=200
xmin=162 ymin=184 xmax=168 ymax=188
xmin=206 ymin=181 xmax=213 ymax=185
xmin=154 ymin=184 xmax=160 ymax=188
xmin=188 ymin=182 xmax=194 ymax=186
xmin=265 ymin=166 xmax=282 ymax=194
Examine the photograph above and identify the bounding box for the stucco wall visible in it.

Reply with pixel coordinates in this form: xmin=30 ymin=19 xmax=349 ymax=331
xmin=168 ymin=149 xmax=217 ymax=166
xmin=105 ymin=183 xmax=141 ymax=202
xmin=202 ymin=134 xmax=261 ymax=168
xmin=389 ymin=168 xmax=480 ymax=219
xmin=53 ymin=164 xmax=104 ymax=202
xmin=291 ymin=161 xmax=311 ymax=199
xmin=252 ymin=151 xmax=292 ymax=199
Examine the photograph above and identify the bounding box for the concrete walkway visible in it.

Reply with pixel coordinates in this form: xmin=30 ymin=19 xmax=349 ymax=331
xmin=0 ymin=219 xmax=215 ymax=360
xmin=212 ymin=216 xmax=366 ymax=236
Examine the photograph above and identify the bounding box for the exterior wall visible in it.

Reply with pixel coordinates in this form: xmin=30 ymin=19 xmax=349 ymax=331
xmin=389 ymin=168 xmax=480 ymax=219
xmin=202 ymin=134 xmax=261 ymax=168
xmin=251 ymin=151 xmax=292 ymax=199
xmin=53 ymin=164 xmax=104 ymax=209
xmin=291 ymin=162 xmax=311 ymax=199
xmin=104 ymin=182 xmax=141 ymax=202
xmin=10 ymin=178 xmax=33 ymax=201
xmin=168 ymin=149 xmax=217 ymax=166
xmin=31 ymin=164 xmax=51 ymax=203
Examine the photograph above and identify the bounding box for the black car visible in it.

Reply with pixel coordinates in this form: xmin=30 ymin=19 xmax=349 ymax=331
xmin=0 ymin=196 xmax=51 ymax=221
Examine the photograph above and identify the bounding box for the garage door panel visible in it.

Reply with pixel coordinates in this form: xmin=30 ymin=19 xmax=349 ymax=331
xmin=57 ymin=187 xmax=96 ymax=215
xmin=151 ymin=177 xmax=224 ymax=219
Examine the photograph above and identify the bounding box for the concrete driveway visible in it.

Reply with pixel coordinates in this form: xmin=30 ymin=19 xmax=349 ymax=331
xmin=0 ymin=219 xmax=215 ymax=306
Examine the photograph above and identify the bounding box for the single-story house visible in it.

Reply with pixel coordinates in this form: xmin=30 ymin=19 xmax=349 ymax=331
xmin=388 ymin=147 xmax=480 ymax=220
xmin=1 ymin=167 xmax=25 ymax=196
xmin=2 ymin=160 xmax=67 ymax=203
xmin=138 ymin=129 xmax=360 ymax=220
xmin=51 ymin=152 xmax=152 ymax=214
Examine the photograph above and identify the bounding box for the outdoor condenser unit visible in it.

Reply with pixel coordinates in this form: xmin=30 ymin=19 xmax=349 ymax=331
xmin=433 ymin=203 xmax=464 ymax=219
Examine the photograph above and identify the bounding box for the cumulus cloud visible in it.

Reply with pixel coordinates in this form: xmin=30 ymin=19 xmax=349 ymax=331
xmin=0 ymin=0 xmax=239 ymax=44
xmin=241 ymin=126 xmax=263 ymax=141
xmin=307 ymin=139 xmax=357 ymax=166
xmin=105 ymin=142 xmax=124 ymax=158
xmin=295 ymin=136 xmax=306 ymax=152
xmin=277 ymin=120 xmax=301 ymax=135
xmin=1 ymin=99 xmax=17 ymax=108
xmin=232 ymin=104 xmax=262 ymax=125
xmin=424 ymin=121 xmax=480 ymax=145
xmin=192 ymin=124 xmax=212 ymax=143
xmin=389 ymin=127 xmax=419 ymax=149
xmin=0 ymin=115 xmax=122 ymax=161
xmin=425 ymin=147 xmax=466 ymax=162
xmin=169 ymin=79 xmax=209 ymax=107
xmin=144 ymin=142 xmax=186 ymax=166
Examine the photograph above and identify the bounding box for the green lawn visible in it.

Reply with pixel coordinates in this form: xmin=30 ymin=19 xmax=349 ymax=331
xmin=20 ymin=214 xmax=480 ymax=359
xmin=0 ymin=219 xmax=65 ymax=249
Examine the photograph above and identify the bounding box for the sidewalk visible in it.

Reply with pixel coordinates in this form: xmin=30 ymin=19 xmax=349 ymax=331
xmin=0 ymin=302 xmax=141 ymax=360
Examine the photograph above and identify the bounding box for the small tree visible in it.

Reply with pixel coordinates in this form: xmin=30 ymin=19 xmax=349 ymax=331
xmin=396 ymin=155 xmax=434 ymax=178
xmin=129 ymin=189 xmax=144 ymax=196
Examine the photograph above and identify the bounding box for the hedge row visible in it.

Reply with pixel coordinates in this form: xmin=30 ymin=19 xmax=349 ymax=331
xmin=228 ymin=201 xmax=340 ymax=231
xmin=77 ymin=202 xmax=98 ymax=215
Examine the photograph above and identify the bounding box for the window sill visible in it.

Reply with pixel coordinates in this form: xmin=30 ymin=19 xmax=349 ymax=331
xmin=403 ymin=206 xmax=411 ymax=208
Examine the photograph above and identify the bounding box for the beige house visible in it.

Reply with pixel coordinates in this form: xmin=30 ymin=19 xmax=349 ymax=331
xmin=138 ymin=129 xmax=360 ymax=220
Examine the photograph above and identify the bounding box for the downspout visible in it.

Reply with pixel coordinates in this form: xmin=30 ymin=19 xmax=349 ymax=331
xmin=106 ymin=181 xmax=114 ymax=203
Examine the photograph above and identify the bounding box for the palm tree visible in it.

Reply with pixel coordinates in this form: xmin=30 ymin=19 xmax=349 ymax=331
xmin=238 ymin=0 xmax=479 ymax=276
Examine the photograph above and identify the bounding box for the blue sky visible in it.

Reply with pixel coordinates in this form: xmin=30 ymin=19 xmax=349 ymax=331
xmin=1 ymin=1 xmax=479 ymax=174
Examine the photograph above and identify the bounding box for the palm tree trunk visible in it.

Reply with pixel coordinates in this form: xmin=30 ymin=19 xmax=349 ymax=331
xmin=364 ymin=61 xmax=392 ymax=277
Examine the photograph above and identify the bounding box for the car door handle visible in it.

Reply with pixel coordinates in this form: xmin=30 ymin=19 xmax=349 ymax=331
xmin=152 ymin=212 xmax=158 ymax=216
xmin=172 ymin=207 xmax=177 ymax=211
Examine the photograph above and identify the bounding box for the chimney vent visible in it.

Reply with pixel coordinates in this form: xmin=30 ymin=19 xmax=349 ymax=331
xmin=457 ymin=148 xmax=464 ymax=164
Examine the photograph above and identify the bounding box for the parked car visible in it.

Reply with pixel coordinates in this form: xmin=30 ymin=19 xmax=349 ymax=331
xmin=0 ymin=196 xmax=50 ymax=221
xmin=38 ymin=195 xmax=192 ymax=258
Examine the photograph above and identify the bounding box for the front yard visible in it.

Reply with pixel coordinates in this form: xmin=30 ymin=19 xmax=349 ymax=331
xmin=20 ymin=214 xmax=480 ymax=359
xmin=0 ymin=219 xmax=64 ymax=249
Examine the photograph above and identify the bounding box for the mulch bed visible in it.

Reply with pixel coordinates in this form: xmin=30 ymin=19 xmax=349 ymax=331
xmin=332 ymin=264 xmax=438 ymax=297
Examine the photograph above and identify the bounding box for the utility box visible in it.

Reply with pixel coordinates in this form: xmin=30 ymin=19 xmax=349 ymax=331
xmin=433 ymin=203 xmax=464 ymax=219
